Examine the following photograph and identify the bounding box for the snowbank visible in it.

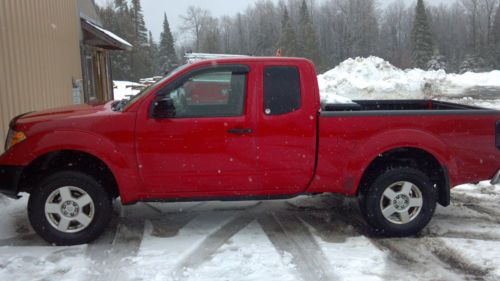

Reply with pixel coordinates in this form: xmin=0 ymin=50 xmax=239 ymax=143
xmin=318 ymin=56 xmax=500 ymax=104
xmin=113 ymin=81 xmax=143 ymax=100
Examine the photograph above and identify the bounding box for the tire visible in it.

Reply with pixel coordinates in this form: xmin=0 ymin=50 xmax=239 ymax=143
xmin=359 ymin=167 xmax=437 ymax=237
xmin=28 ymin=170 xmax=113 ymax=245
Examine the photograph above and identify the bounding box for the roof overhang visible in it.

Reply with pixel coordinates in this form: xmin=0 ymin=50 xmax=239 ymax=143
xmin=81 ymin=19 xmax=133 ymax=51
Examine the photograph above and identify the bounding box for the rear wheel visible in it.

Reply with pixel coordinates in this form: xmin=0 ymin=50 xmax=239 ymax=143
xmin=359 ymin=167 xmax=437 ymax=236
xmin=28 ymin=171 xmax=112 ymax=245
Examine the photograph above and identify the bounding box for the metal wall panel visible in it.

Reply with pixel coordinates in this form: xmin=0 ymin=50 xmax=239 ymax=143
xmin=0 ymin=0 xmax=83 ymax=153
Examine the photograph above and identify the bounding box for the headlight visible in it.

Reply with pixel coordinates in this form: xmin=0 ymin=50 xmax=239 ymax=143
xmin=4 ymin=129 xmax=26 ymax=151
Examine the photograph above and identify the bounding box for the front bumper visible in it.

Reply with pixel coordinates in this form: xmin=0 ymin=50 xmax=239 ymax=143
xmin=0 ymin=165 xmax=23 ymax=198
xmin=491 ymin=170 xmax=500 ymax=185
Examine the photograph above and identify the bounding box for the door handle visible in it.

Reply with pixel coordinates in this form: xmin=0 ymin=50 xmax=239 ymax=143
xmin=227 ymin=128 xmax=253 ymax=135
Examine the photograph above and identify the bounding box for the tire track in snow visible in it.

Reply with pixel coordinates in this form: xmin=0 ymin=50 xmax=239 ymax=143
xmin=258 ymin=213 xmax=339 ymax=281
xmin=143 ymin=202 xmax=199 ymax=238
xmin=451 ymin=195 xmax=500 ymax=222
xmin=373 ymin=238 xmax=468 ymax=281
xmin=433 ymin=214 xmax=500 ymax=225
xmin=303 ymin=200 xmax=490 ymax=281
xmin=172 ymin=215 xmax=254 ymax=280
xmin=424 ymin=238 xmax=492 ymax=280
xmin=297 ymin=209 xmax=425 ymax=281
xmin=423 ymin=230 xmax=500 ymax=242
xmin=86 ymin=211 xmax=120 ymax=261
xmin=90 ymin=204 xmax=145 ymax=281
xmin=375 ymin=237 xmax=492 ymax=281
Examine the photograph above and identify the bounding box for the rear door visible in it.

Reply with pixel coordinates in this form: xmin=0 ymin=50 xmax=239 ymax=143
xmin=257 ymin=62 xmax=319 ymax=194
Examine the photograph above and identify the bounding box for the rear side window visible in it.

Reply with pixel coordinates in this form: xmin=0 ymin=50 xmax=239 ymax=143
xmin=263 ymin=66 xmax=301 ymax=115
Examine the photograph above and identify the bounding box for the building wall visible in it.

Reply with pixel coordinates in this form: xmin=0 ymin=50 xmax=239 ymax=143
xmin=77 ymin=0 xmax=101 ymax=25
xmin=0 ymin=0 xmax=83 ymax=153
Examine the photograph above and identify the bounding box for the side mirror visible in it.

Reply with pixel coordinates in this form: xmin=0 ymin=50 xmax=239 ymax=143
xmin=152 ymin=96 xmax=176 ymax=118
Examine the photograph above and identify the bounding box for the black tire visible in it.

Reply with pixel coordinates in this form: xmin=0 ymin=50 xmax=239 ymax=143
xmin=359 ymin=167 xmax=437 ymax=237
xmin=28 ymin=170 xmax=113 ymax=245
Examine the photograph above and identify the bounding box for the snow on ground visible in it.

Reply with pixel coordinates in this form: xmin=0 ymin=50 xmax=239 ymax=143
xmin=112 ymin=81 xmax=143 ymax=100
xmin=2 ymin=57 xmax=500 ymax=281
xmin=0 ymin=245 xmax=92 ymax=281
xmin=318 ymin=56 xmax=500 ymax=109
xmin=0 ymin=195 xmax=28 ymax=239
xmin=2 ymin=185 xmax=500 ymax=281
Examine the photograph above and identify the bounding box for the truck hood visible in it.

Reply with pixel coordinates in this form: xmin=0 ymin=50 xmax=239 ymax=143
xmin=15 ymin=102 xmax=113 ymax=127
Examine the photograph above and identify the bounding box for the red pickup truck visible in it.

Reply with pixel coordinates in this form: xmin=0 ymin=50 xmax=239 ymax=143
xmin=1 ymin=57 xmax=500 ymax=245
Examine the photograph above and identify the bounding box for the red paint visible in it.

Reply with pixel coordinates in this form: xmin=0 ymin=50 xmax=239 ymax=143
xmin=1 ymin=57 xmax=499 ymax=204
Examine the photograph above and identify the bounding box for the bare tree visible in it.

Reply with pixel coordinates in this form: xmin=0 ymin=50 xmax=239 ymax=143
xmin=380 ymin=0 xmax=412 ymax=67
xmin=168 ymin=0 xmax=498 ymax=73
xmin=180 ymin=6 xmax=210 ymax=51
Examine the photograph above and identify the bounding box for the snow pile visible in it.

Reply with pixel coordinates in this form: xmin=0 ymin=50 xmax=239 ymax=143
xmin=445 ymin=71 xmax=500 ymax=94
xmin=112 ymin=81 xmax=143 ymax=100
xmin=318 ymin=56 xmax=500 ymax=103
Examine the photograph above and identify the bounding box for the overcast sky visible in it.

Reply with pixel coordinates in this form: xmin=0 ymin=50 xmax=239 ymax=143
xmin=95 ymin=0 xmax=450 ymax=42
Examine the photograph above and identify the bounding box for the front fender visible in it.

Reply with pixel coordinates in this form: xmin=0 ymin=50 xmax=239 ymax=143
xmin=28 ymin=130 xmax=129 ymax=169
xmin=5 ymin=130 xmax=139 ymax=203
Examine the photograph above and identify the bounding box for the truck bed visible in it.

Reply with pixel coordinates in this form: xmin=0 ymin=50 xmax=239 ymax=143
xmin=313 ymin=100 xmax=500 ymax=196
xmin=322 ymin=100 xmax=491 ymax=114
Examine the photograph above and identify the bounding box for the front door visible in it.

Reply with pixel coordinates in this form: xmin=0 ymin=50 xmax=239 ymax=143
xmin=136 ymin=65 xmax=259 ymax=195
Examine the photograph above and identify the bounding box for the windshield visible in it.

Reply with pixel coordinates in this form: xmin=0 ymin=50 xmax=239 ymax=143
xmin=119 ymin=64 xmax=190 ymax=111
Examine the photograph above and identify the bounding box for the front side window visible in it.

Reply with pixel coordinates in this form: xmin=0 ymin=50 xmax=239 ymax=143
xmin=166 ymin=70 xmax=247 ymax=118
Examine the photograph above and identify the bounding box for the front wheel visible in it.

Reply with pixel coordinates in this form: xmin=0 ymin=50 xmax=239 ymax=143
xmin=359 ymin=167 xmax=437 ymax=236
xmin=28 ymin=171 xmax=113 ymax=245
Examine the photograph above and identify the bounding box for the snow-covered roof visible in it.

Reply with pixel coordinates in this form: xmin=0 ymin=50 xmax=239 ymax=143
xmin=82 ymin=19 xmax=133 ymax=51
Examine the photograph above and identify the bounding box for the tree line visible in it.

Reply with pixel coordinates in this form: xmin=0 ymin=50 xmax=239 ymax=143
xmin=97 ymin=0 xmax=177 ymax=81
xmin=97 ymin=0 xmax=500 ymax=81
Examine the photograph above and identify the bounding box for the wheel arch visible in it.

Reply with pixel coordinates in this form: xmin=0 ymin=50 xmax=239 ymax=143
xmin=19 ymin=149 xmax=120 ymax=198
xmin=356 ymin=146 xmax=450 ymax=207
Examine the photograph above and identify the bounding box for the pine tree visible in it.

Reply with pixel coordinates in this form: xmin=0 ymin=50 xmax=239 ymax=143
xmin=411 ymin=0 xmax=434 ymax=69
xmin=298 ymin=0 xmax=322 ymax=68
xmin=130 ymin=0 xmax=151 ymax=80
xmin=158 ymin=13 xmax=178 ymax=73
xmin=277 ymin=7 xmax=298 ymax=57
xmin=96 ymin=0 xmax=134 ymax=80
xmin=130 ymin=0 xmax=148 ymax=46
xmin=147 ymin=31 xmax=159 ymax=75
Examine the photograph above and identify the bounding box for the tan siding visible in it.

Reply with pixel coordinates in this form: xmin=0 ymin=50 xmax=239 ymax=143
xmin=0 ymin=0 xmax=82 ymax=153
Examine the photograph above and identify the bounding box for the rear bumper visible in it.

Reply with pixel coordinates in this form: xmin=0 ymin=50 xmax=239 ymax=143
xmin=0 ymin=165 xmax=23 ymax=198
xmin=491 ymin=170 xmax=500 ymax=185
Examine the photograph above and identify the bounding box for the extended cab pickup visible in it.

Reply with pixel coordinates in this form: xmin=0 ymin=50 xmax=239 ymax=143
xmin=1 ymin=57 xmax=500 ymax=245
